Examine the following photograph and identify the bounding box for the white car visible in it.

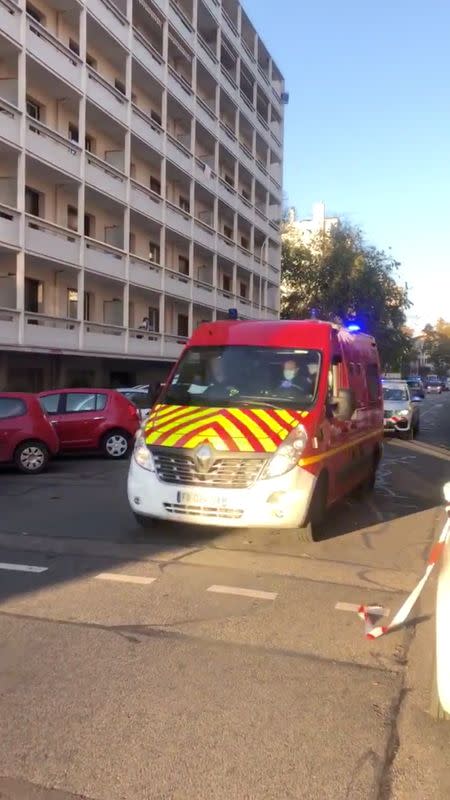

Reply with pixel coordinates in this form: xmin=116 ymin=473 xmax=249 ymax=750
xmin=382 ymin=379 xmax=420 ymax=439
xmin=433 ymin=482 xmax=450 ymax=720
xmin=116 ymin=388 xmax=151 ymax=422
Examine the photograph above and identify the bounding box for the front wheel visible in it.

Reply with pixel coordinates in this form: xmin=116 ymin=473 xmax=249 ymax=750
xmin=401 ymin=427 xmax=414 ymax=441
xmin=101 ymin=430 xmax=130 ymax=459
xmin=14 ymin=441 xmax=49 ymax=474
xmin=300 ymin=473 xmax=328 ymax=541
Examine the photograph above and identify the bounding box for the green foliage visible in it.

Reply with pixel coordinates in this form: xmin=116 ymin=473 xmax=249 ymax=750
xmin=281 ymin=221 xmax=413 ymax=369
xmin=422 ymin=319 xmax=450 ymax=374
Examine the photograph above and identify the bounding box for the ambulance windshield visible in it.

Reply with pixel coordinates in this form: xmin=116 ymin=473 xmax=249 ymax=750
xmin=161 ymin=346 xmax=322 ymax=410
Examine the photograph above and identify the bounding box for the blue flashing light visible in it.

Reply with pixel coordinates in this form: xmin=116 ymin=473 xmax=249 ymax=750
xmin=347 ymin=323 xmax=361 ymax=333
xmin=228 ymin=308 xmax=238 ymax=320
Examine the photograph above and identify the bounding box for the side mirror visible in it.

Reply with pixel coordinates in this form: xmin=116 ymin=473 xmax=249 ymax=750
xmin=333 ymin=388 xmax=356 ymax=421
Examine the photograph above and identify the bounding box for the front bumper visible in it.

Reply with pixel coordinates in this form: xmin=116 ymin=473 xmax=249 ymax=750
xmin=127 ymin=456 xmax=316 ymax=528
xmin=383 ymin=415 xmax=412 ymax=433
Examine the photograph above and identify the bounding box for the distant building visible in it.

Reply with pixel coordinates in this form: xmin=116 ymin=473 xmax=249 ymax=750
xmin=284 ymin=203 xmax=339 ymax=248
xmin=409 ymin=335 xmax=434 ymax=375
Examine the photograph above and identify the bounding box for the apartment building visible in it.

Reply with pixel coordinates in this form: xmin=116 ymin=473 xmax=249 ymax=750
xmin=0 ymin=0 xmax=285 ymax=390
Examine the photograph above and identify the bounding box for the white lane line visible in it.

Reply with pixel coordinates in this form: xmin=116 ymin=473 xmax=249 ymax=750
xmin=207 ymin=584 xmax=277 ymax=600
xmin=0 ymin=562 xmax=48 ymax=574
xmin=335 ymin=602 xmax=390 ymax=617
xmin=95 ymin=573 xmax=157 ymax=585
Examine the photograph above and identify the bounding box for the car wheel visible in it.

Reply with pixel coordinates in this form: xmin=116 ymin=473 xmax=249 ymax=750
xmin=401 ymin=427 xmax=413 ymax=441
xmin=414 ymin=421 xmax=420 ymax=436
xmin=300 ymin=472 xmax=328 ymax=541
xmin=133 ymin=512 xmax=156 ymax=529
xmin=102 ymin=430 xmax=130 ymax=459
xmin=14 ymin=441 xmax=49 ymax=474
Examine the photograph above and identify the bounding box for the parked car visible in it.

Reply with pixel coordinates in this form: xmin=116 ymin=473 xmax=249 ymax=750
xmin=405 ymin=376 xmax=425 ymax=399
xmin=382 ymin=379 xmax=420 ymax=439
xmin=427 ymin=379 xmax=443 ymax=395
xmin=117 ymin=388 xmax=152 ymax=422
xmin=0 ymin=392 xmax=59 ymax=473
xmin=39 ymin=388 xmax=140 ymax=458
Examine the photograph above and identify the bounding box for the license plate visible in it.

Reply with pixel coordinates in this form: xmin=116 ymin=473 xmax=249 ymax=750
xmin=177 ymin=491 xmax=229 ymax=508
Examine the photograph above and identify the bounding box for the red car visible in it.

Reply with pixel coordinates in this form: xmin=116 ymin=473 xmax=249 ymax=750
xmin=38 ymin=388 xmax=140 ymax=458
xmin=0 ymin=392 xmax=60 ymax=474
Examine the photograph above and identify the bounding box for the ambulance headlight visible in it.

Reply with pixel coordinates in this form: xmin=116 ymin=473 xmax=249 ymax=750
xmin=398 ymin=409 xmax=410 ymax=417
xmin=263 ymin=425 xmax=308 ymax=479
xmin=443 ymin=482 xmax=450 ymax=503
xmin=133 ymin=431 xmax=155 ymax=472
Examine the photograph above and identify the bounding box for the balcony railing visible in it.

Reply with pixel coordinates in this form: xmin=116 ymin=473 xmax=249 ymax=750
xmin=132 ymin=28 xmax=164 ymax=82
xmin=130 ymin=181 xmax=163 ymax=222
xmin=24 ymin=313 xmax=80 ymax=349
xmin=129 ymin=254 xmax=163 ymax=291
xmin=165 ymin=267 xmax=191 ymax=298
xmin=131 ymin=105 xmax=163 ymax=152
xmin=0 ymin=0 xmax=21 ymax=44
xmin=87 ymin=0 xmax=129 ymax=46
xmin=85 ymin=154 xmax=127 ymax=202
xmin=168 ymin=0 xmax=194 ymax=46
xmin=26 ymin=118 xmax=81 ymax=178
xmin=194 ymin=218 xmax=215 ymax=249
xmin=222 ymin=8 xmax=238 ymax=40
xmin=84 ymin=321 xmax=126 ymax=354
xmin=163 ymin=332 xmax=188 ymax=357
xmin=26 ymin=17 xmax=82 ymax=90
xmin=167 ymin=65 xmax=194 ymax=110
xmin=0 ymin=204 xmax=20 ymax=249
xmin=197 ymin=33 xmax=218 ymax=71
xmin=25 ymin=216 xmax=80 ymax=264
xmin=128 ymin=328 xmax=162 ymax=356
xmin=0 ymin=307 xmax=20 ymax=344
xmin=87 ymin=68 xmax=128 ymax=125
xmin=0 ymin=100 xmax=20 ymax=147
xmin=193 ymin=279 xmax=214 ymax=306
xmin=165 ymin=199 xmax=192 ymax=237
xmin=166 ymin=132 xmax=193 ymax=171
xmin=85 ymin=238 xmax=126 ymax=279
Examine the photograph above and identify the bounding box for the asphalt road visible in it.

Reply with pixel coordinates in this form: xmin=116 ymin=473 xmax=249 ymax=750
xmin=0 ymin=394 xmax=449 ymax=800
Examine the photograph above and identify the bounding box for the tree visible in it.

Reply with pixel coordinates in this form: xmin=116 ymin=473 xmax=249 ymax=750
xmin=422 ymin=319 xmax=450 ymax=374
xmin=281 ymin=219 xmax=413 ymax=370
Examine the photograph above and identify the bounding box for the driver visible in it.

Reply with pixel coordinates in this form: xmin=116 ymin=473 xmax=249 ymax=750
xmin=280 ymin=359 xmax=312 ymax=394
xmin=206 ymin=355 xmax=239 ymax=397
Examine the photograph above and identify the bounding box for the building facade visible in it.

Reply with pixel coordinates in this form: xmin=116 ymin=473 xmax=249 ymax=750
xmin=0 ymin=0 xmax=284 ymax=390
xmin=284 ymin=203 xmax=338 ymax=248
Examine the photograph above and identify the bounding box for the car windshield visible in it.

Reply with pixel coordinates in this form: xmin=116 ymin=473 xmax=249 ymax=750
xmin=160 ymin=346 xmax=322 ymax=410
xmin=383 ymin=386 xmax=409 ymax=402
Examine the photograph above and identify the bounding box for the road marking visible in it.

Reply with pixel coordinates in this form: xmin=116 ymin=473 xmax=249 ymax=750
xmin=95 ymin=573 xmax=157 ymax=585
xmin=0 ymin=562 xmax=47 ymax=574
xmin=207 ymin=584 xmax=277 ymax=600
xmin=335 ymin=602 xmax=390 ymax=617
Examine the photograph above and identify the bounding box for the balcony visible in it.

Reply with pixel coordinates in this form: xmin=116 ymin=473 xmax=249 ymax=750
xmin=24 ymin=313 xmax=80 ymax=350
xmin=193 ymin=279 xmax=214 ymax=306
xmin=26 ymin=119 xmax=81 ymax=179
xmin=167 ymin=67 xmax=194 ymax=112
xmin=128 ymin=329 xmax=162 ymax=357
xmin=85 ymin=154 xmax=126 ymax=202
xmin=219 ymin=121 xmax=238 ymax=156
xmin=132 ymin=29 xmax=164 ymax=83
xmin=202 ymin=0 xmax=219 ymax=20
xmin=87 ymin=69 xmax=128 ymax=126
xmin=163 ymin=333 xmax=186 ymax=358
xmin=237 ymin=194 xmax=253 ymax=223
xmin=168 ymin=1 xmax=195 ymax=48
xmin=195 ymin=97 xmax=217 ymax=133
xmin=0 ymin=0 xmax=21 ymax=44
xmin=84 ymin=321 xmax=126 ymax=353
xmin=25 ymin=216 xmax=80 ymax=265
xmin=236 ymin=295 xmax=251 ymax=316
xmin=131 ymin=106 xmax=163 ymax=153
xmin=196 ymin=34 xmax=218 ymax=76
xmin=222 ymin=9 xmax=238 ymax=42
xmin=217 ymin=232 xmax=235 ymax=258
xmin=217 ymin=177 xmax=237 ymax=207
xmin=129 ymin=255 xmax=162 ymax=292
xmin=194 ymin=219 xmax=215 ymax=249
xmin=238 ymin=141 xmax=254 ymax=173
xmin=220 ymin=67 xmax=239 ymax=104
xmin=0 ymin=100 xmax=20 ymax=148
xmin=26 ymin=18 xmax=82 ymax=92
xmin=87 ymin=0 xmax=129 ymax=47
xmin=194 ymin=158 xmax=217 ymax=192
xmin=0 ymin=205 xmax=20 ymax=249
xmin=165 ymin=267 xmax=191 ymax=299
xmin=216 ymin=288 xmax=234 ymax=311
xmin=237 ymin=246 xmax=253 ymax=271
xmin=130 ymin=181 xmax=163 ymax=222
xmin=165 ymin=200 xmax=192 ymax=238
xmin=0 ymin=307 xmax=19 ymax=344
xmin=84 ymin=238 xmax=126 ymax=280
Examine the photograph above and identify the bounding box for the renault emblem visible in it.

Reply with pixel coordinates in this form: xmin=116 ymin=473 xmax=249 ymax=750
xmin=194 ymin=443 xmax=214 ymax=473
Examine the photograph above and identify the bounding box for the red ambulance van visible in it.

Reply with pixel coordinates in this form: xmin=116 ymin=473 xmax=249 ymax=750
xmin=128 ymin=319 xmax=383 ymax=539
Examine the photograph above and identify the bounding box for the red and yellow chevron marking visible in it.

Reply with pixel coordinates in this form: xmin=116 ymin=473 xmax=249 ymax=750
xmin=145 ymin=404 xmax=308 ymax=453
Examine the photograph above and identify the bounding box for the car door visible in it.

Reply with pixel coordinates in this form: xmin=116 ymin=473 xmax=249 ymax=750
xmin=56 ymin=392 xmax=108 ymax=449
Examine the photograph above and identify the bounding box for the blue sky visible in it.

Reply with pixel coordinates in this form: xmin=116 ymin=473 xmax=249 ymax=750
xmin=243 ymin=0 xmax=450 ymax=330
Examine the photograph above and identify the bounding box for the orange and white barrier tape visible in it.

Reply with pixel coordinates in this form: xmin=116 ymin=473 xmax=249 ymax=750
xmin=358 ymin=512 xmax=450 ymax=639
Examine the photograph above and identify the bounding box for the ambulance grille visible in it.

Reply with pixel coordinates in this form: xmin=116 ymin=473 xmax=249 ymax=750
xmin=151 ymin=448 xmax=267 ymax=488
xmin=163 ymin=503 xmax=243 ymax=520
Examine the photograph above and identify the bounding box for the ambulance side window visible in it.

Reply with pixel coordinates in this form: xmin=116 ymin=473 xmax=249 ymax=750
xmin=366 ymin=363 xmax=381 ymax=403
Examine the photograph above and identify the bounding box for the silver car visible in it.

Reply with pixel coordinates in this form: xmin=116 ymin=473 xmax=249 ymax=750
xmin=116 ymin=388 xmax=151 ymax=423
xmin=382 ymin=379 xmax=420 ymax=439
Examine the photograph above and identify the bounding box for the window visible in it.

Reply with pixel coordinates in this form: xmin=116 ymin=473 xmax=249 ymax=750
xmin=178 ymin=255 xmax=189 ymax=275
xmin=130 ymin=162 xmax=136 ymax=178
xmin=65 ymin=392 xmax=107 ymax=413
xmin=67 ymin=288 xmax=78 ymax=319
xmin=222 ymin=274 xmax=231 ymax=292
xmin=150 ymin=176 xmax=161 ymax=194
xmin=149 ymin=241 xmax=160 ymax=263
xmin=25 ymin=277 xmax=43 ymax=313
xmin=115 ymin=78 xmax=126 ymax=95
xmin=26 ymin=3 xmax=44 ymax=23
xmin=241 ymin=235 xmax=249 ymax=250
xmin=0 ymin=398 xmax=27 ymax=420
xmin=40 ymin=394 xmax=60 ymax=414
xmin=129 ymin=232 xmax=136 ymax=252
xmin=151 ymin=109 xmax=162 ymax=126
xmin=224 ymin=225 xmax=233 ymax=239
xmin=177 ymin=314 xmax=189 ymax=337
xmin=68 ymin=123 xmax=79 ymax=143
xmin=26 ymin=97 xmax=41 ymax=121
xmin=148 ymin=306 xmax=159 ymax=331
xmin=366 ymin=364 xmax=380 ymax=402
xmin=25 ymin=187 xmax=41 ymax=217
xmin=86 ymin=52 xmax=97 ymax=69
xmin=239 ymin=282 xmax=248 ymax=298
xmin=84 ymin=213 xmax=95 ymax=237
xmin=224 ymin=173 xmax=234 ymax=187
xmin=69 ymin=38 xmax=79 ymax=55
xmin=85 ymin=134 xmax=94 ymax=153
xmin=179 ymin=196 xmax=190 ymax=213
xmin=67 ymin=205 xmax=78 ymax=231
xmin=242 ymin=188 xmax=251 ymax=201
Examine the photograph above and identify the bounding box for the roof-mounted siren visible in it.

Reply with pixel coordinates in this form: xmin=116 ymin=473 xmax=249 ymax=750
xmin=228 ymin=308 xmax=238 ymax=320
xmin=281 ymin=92 xmax=289 ymax=105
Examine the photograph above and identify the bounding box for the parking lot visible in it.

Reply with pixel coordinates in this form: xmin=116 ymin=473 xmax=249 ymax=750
xmin=0 ymin=393 xmax=449 ymax=799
